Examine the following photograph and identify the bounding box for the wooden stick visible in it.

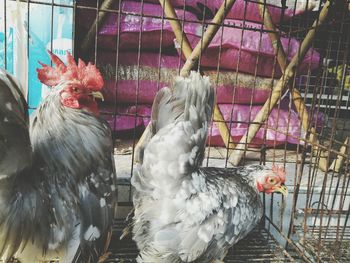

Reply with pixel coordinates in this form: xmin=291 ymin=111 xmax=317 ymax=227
xmin=158 ymin=0 xmax=193 ymax=60
xmin=257 ymin=1 xmax=287 ymax=72
xmin=160 ymin=0 xmax=236 ymax=147
xmin=256 ymin=0 xmax=328 ymax=171
xmin=135 ymin=0 xmax=237 ymax=156
xmin=180 ymin=0 xmax=237 ymax=77
xmin=329 ymin=137 xmax=349 ymax=172
xmin=229 ymin=0 xmax=332 ymax=166
xmin=81 ymin=0 xmax=114 ymax=52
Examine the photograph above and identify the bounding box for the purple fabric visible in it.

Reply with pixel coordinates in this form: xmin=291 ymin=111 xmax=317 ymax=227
xmin=99 ymin=102 xmax=324 ymax=146
xmin=96 ymin=52 xmax=276 ymax=104
xmin=183 ymin=19 xmax=321 ymax=77
xmin=97 ymin=1 xmax=198 ymax=50
xmin=141 ymin=0 xmax=314 ymax=24
xmin=100 ymin=104 xmax=151 ymax=131
xmin=208 ymin=104 xmax=324 ymax=146
xmin=95 ymin=2 xmax=320 ymax=77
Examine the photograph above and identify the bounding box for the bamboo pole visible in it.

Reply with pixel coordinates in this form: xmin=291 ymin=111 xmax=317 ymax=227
xmin=158 ymin=0 xmax=193 ymax=59
xmin=257 ymin=1 xmax=287 ymax=71
xmin=81 ymin=0 xmax=114 ymax=52
xmin=229 ymin=0 xmax=332 ymax=166
xmin=256 ymin=0 xmax=328 ymax=171
xmin=135 ymin=0 xmax=237 ymax=156
xmin=160 ymin=0 xmax=236 ymax=146
xmin=329 ymin=137 xmax=349 ymax=172
xmin=179 ymin=0 xmax=237 ymax=77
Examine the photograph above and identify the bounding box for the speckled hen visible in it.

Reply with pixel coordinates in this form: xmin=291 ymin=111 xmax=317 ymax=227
xmin=132 ymin=71 xmax=288 ymax=263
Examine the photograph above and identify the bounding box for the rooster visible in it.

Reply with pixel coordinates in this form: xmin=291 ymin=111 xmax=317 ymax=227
xmin=0 ymin=51 xmax=116 ymax=262
xmin=131 ymin=71 xmax=288 ymax=263
xmin=29 ymin=51 xmax=117 ymax=262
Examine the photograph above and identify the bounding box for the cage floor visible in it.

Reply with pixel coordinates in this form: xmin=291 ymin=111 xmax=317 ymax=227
xmin=105 ymin=219 xmax=296 ymax=263
xmin=294 ymin=226 xmax=350 ymax=262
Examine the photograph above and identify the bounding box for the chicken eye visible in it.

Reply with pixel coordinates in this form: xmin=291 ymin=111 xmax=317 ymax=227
xmin=72 ymin=87 xmax=79 ymax=92
xmin=269 ymin=178 xmax=276 ymax=184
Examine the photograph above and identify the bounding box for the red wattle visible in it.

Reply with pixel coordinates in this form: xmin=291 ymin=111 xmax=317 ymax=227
xmin=61 ymin=94 xmax=99 ymax=115
xmin=61 ymin=97 xmax=80 ymax=109
xmin=256 ymin=182 xmax=264 ymax=192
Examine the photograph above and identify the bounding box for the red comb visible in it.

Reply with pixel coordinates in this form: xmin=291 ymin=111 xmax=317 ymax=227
xmin=272 ymin=165 xmax=286 ymax=183
xmin=37 ymin=50 xmax=104 ymax=90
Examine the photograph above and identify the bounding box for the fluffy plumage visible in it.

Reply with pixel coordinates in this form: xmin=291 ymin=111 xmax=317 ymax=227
xmin=29 ymin=52 xmax=117 ymax=262
xmin=29 ymin=83 xmax=116 ymax=262
xmin=132 ymin=71 xmax=287 ymax=262
xmin=0 ymin=69 xmax=29 ymax=175
xmin=0 ymin=69 xmax=57 ymax=261
xmin=0 ymin=52 xmax=116 ymax=263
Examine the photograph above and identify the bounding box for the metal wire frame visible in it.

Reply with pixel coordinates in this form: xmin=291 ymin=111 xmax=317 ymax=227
xmin=2 ymin=0 xmax=350 ymax=262
xmin=3 ymin=0 xmax=7 ymax=70
xmin=108 ymin=218 xmax=298 ymax=262
xmin=76 ymin=1 xmax=348 ymax=262
xmin=290 ymin=7 xmax=350 ymax=261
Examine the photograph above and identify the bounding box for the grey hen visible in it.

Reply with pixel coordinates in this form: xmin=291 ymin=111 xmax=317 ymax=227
xmin=132 ymin=71 xmax=288 ymax=263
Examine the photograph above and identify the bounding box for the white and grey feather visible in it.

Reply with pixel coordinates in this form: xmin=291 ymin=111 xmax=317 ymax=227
xmin=132 ymin=72 xmax=267 ymax=262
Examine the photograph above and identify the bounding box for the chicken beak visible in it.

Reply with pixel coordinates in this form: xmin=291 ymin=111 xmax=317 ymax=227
xmin=273 ymin=184 xmax=288 ymax=196
xmin=90 ymin=91 xmax=104 ymax=101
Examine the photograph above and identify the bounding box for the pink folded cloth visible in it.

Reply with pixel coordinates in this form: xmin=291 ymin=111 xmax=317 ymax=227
xmin=207 ymin=103 xmax=324 ymax=146
xmin=92 ymin=7 xmax=320 ymax=78
xmin=142 ymin=0 xmax=319 ymax=24
xmin=94 ymin=1 xmax=198 ymax=50
xmin=183 ymin=19 xmax=320 ymax=77
xmin=100 ymin=104 xmax=151 ymax=131
xmin=96 ymin=51 xmax=276 ymax=104
xmin=93 ymin=3 xmax=320 ymax=77
xmin=99 ymin=102 xmax=324 ymax=147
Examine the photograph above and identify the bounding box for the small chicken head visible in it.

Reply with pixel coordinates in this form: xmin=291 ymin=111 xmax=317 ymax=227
xmin=256 ymin=165 xmax=288 ymax=196
xmin=37 ymin=51 xmax=104 ymax=115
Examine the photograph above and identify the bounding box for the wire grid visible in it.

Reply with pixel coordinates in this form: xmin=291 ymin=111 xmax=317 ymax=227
xmin=108 ymin=219 xmax=297 ymax=262
xmin=1 ymin=0 xmax=350 ymax=262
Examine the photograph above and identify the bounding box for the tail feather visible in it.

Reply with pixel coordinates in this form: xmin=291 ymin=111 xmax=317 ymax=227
xmin=132 ymin=72 xmax=214 ymax=260
xmin=151 ymin=70 xmax=214 ymax=137
xmin=132 ymin=71 xmax=214 ymax=193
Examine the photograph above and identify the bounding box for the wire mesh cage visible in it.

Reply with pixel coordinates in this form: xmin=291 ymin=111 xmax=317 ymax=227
xmin=1 ymin=0 xmax=350 ymax=262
